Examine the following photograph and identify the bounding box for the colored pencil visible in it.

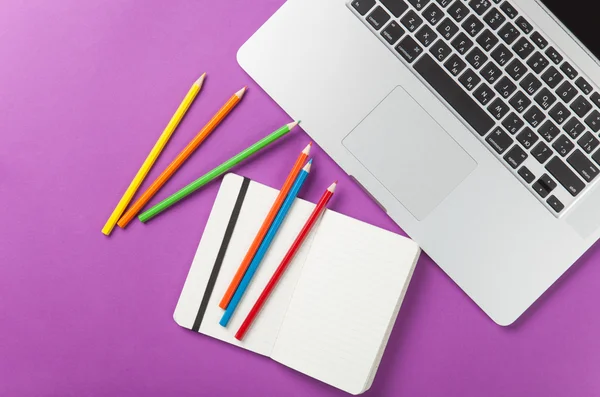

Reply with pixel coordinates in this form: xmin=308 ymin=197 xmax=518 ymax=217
xmin=218 ymin=143 xmax=312 ymax=309
xmin=101 ymin=74 xmax=206 ymax=236
xmin=220 ymin=160 xmax=312 ymax=327
xmin=138 ymin=121 xmax=301 ymax=223
xmin=235 ymin=181 xmax=337 ymax=340
xmin=117 ymin=86 xmax=247 ymax=228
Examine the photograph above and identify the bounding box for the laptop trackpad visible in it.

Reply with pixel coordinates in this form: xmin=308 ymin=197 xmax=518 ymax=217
xmin=343 ymin=86 xmax=477 ymax=220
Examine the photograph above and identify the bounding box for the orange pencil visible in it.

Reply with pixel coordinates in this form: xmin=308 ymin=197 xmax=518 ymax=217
xmin=218 ymin=142 xmax=312 ymax=309
xmin=118 ymin=86 xmax=247 ymax=228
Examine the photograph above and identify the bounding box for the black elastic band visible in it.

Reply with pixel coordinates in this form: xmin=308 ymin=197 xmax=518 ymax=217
xmin=192 ymin=177 xmax=250 ymax=332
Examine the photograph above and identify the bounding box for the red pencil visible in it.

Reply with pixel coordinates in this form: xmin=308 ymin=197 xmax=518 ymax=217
xmin=235 ymin=181 xmax=337 ymax=340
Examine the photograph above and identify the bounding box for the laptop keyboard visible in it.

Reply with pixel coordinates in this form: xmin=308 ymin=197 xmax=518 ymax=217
xmin=349 ymin=0 xmax=600 ymax=216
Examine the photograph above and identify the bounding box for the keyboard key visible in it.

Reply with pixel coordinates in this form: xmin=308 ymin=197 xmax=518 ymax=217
xmin=593 ymin=149 xmax=600 ymax=166
xmin=540 ymin=66 xmax=564 ymax=89
xmin=459 ymin=68 xmax=481 ymax=91
xmin=534 ymin=88 xmax=556 ymax=110
xmin=352 ymin=0 xmax=376 ymax=15
xmin=447 ymin=1 xmax=470 ymax=22
xmin=524 ymin=105 xmax=545 ymax=128
xmin=436 ymin=0 xmax=452 ymax=7
xmin=506 ymin=59 xmax=526 ymax=80
xmin=495 ymin=76 xmax=516 ymax=98
xmin=423 ymin=3 xmax=444 ymax=25
xmin=414 ymin=54 xmax=496 ymax=135
xmin=518 ymin=166 xmax=536 ymax=183
xmin=520 ymin=73 xmax=542 ymax=96
xmin=408 ymin=0 xmax=431 ymax=10
xmin=498 ymin=22 xmax=520 ymax=44
xmin=531 ymin=32 xmax=548 ymax=49
xmin=549 ymin=103 xmax=571 ymax=124
xmin=552 ymin=134 xmax=575 ymax=157
xmin=490 ymin=44 xmax=513 ymax=66
xmin=444 ymin=54 xmax=466 ymax=76
xmin=380 ymin=0 xmax=409 ymax=17
xmin=430 ymin=40 xmax=452 ymax=61
xmin=381 ymin=21 xmax=406 ymax=44
xmin=546 ymin=195 xmax=564 ymax=213
xmin=500 ymin=1 xmax=518 ymax=19
xmin=578 ymin=131 xmax=600 ymax=155
xmin=488 ymin=98 xmax=510 ymax=120
xmin=556 ymin=81 xmax=577 ymax=103
xmin=560 ymin=62 xmax=578 ymax=80
xmin=401 ymin=10 xmax=423 ymax=32
xmin=480 ymin=61 xmax=501 ymax=83
xmin=532 ymin=141 xmax=552 ymax=164
xmin=517 ymin=126 xmax=538 ymax=149
xmin=512 ymin=37 xmax=534 ymax=59
xmin=509 ymin=91 xmax=531 ymax=113
xmin=474 ymin=82 xmax=496 ymax=105
xmin=466 ymin=47 xmax=488 ymax=69
xmin=415 ymin=25 xmax=438 ymax=46
xmin=395 ymin=36 xmax=423 ymax=62
xmin=451 ymin=32 xmax=473 ymax=55
xmin=568 ymin=150 xmax=598 ymax=182
xmin=468 ymin=0 xmax=491 ymax=15
xmin=486 ymin=127 xmax=513 ymax=153
xmin=563 ymin=117 xmax=586 ymax=139
xmin=585 ymin=110 xmax=600 ymax=132
xmin=502 ymin=112 xmax=524 ymax=134
xmin=483 ymin=8 xmax=506 ymax=30
xmin=504 ymin=144 xmax=528 ymax=168
xmin=591 ymin=93 xmax=600 ymax=109
xmin=545 ymin=46 xmax=563 ymax=65
xmin=539 ymin=120 xmax=560 ymax=142
xmin=546 ymin=156 xmax=585 ymax=196
xmin=477 ymin=29 xmax=499 ymax=51
xmin=575 ymin=77 xmax=593 ymax=95
xmin=570 ymin=95 xmax=592 ymax=118
xmin=515 ymin=16 xmax=532 ymax=34
xmin=436 ymin=18 xmax=459 ymax=39
xmin=532 ymin=175 xmax=555 ymax=198
xmin=462 ymin=15 xmax=484 ymax=37
xmin=526 ymin=52 xmax=549 ymax=74
xmin=367 ymin=6 xmax=391 ymax=30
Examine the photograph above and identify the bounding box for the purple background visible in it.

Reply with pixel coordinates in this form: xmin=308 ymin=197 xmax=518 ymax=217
xmin=1 ymin=1 xmax=599 ymax=396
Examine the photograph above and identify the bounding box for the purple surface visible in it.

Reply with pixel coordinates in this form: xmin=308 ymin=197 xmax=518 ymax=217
xmin=0 ymin=1 xmax=599 ymax=396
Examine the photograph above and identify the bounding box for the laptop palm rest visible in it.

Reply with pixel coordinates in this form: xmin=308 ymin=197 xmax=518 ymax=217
xmin=343 ymin=86 xmax=477 ymax=221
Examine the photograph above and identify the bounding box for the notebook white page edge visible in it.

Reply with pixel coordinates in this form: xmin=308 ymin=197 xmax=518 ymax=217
xmin=270 ymin=211 xmax=420 ymax=395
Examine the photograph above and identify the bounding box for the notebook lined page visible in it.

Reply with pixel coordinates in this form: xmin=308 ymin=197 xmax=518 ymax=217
xmin=174 ymin=174 xmax=317 ymax=356
xmin=271 ymin=212 xmax=420 ymax=394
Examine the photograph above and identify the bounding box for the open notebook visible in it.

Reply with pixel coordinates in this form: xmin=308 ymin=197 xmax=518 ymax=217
xmin=174 ymin=174 xmax=420 ymax=395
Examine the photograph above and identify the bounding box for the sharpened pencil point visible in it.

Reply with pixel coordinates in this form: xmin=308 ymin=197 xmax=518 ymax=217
xmin=195 ymin=73 xmax=207 ymax=87
xmin=286 ymin=120 xmax=301 ymax=130
xmin=328 ymin=181 xmax=337 ymax=192
xmin=235 ymin=86 xmax=247 ymax=98
xmin=302 ymin=142 xmax=312 ymax=155
xmin=303 ymin=159 xmax=312 ymax=172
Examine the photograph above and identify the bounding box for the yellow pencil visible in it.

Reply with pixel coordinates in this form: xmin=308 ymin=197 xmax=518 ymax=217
xmin=101 ymin=73 xmax=206 ymax=236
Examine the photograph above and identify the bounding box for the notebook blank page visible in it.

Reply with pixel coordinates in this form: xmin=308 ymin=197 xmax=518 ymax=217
xmin=271 ymin=211 xmax=420 ymax=394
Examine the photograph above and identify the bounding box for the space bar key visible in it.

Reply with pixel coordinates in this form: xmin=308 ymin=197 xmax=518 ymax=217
xmin=414 ymin=54 xmax=495 ymax=137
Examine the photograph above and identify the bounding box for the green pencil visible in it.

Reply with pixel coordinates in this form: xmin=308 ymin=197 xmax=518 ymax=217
xmin=138 ymin=120 xmax=300 ymax=223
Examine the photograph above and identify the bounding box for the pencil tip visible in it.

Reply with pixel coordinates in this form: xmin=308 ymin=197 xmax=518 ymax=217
xmin=235 ymin=86 xmax=247 ymax=98
xmin=287 ymin=120 xmax=300 ymax=130
xmin=328 ymin=181 xmax=337 ymax=192
xmin=195 ymin=73 xmax=207 ymax=87
xmin=303 ymin=159 xmax=313 ymax=172
xmin=302 ymin=142 xmax=312 ymax=154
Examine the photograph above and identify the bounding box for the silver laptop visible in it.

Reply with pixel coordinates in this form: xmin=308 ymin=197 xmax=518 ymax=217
xmin=237 ymin=0 xmax=600 ymax=325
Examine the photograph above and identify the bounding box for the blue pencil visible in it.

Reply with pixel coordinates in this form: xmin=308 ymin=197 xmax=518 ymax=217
xmin=220 ymin=159 xmax=312 ymax=327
